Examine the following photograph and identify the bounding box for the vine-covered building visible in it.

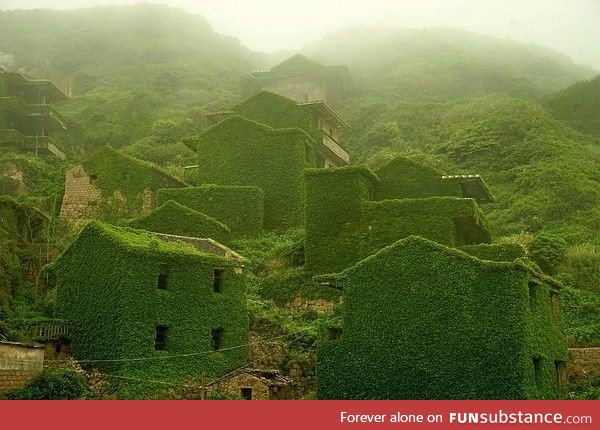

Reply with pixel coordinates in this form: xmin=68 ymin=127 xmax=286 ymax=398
xmin=304 ymin=157 xmax=494 ymax=274
xmin=316 ymin=236 xmax=567 ymax=399
xmin=243 ymin=54 xmax=351 ymax=106
xmin=59 ymin=145 xmax=186 ymax=222
xmin=0 ymin=69 xmax=67 ymax=160
xmin=208 ymin=91 xmax=350 ymax=168
xmin=54 ymin=221 xmax=249 ymax=396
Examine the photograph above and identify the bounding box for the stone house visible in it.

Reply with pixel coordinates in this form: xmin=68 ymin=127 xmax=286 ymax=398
xmin=316 ymin=236 xmax=568 ymax=399
xmin=304 ymin=157 xmax=494 ymax=274
xmin=243 ymin=54 xmax=351 ymax=106
xmin=207 ymin=91 xmax=350 ymax=167
xmin=0 ymin=68 xmax=67 ymax=160
xmin=0 ymin=340 xmax=45 ymax=397
xmin=207 ymin=368 xmax=295 ymax=400
xmin=53 ymin=221 xmax=249 ymax=395
xmin=59 ymin=145 xmax=186 ymax=223
xmin=193 ymin=115 xmax=315 ymax=230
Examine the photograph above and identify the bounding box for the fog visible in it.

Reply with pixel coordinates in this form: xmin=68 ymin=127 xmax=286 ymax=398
xmin=1 ymin=0 xmax=599 ymax=68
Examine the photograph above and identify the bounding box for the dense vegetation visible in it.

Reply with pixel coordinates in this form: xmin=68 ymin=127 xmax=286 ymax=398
xmin=0 ymin=4 xmax=598 ymax=398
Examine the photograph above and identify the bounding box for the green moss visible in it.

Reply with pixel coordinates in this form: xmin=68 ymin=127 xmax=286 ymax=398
xmin=129 ymin=200 xmax=231 ymax=244
xmin=158 ymin=185 xmax=263 ymax=237
xmin=195 ymin=115 xmax=315 ymax=230
xmin=374 ymin=156 xmax=462 ymax=200
xmin=316 ymin=236 xmax=567 ymax=399
xmin=305 ymin=166 xmax=491 ymax=274
xmin=54 ymin=221 xmax=248 ymax=399
xmin=459 ymin=243 xmax=526 ymax=262
xmin=304 ymin=166 xmax=378 ymax=274
xmin=79 ymin=145 xmax=186 ymax=220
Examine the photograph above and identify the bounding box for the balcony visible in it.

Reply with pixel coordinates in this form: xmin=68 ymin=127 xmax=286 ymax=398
xmin=321 ymin=133 xmax=350 ymax=165
xmin=0 ymin=129 xmax=66 ymax=160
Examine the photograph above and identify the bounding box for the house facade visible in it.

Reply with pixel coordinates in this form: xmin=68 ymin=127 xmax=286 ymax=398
xmin=54 ymin=221 xmax=249 ymax=397
xmin=316 ymin=236 xmax=568 ymax=399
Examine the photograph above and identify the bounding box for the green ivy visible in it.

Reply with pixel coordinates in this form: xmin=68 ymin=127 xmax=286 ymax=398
xmin=195 ymin=115 xmax=315 ymax=230
xmin=54 ymin=221 xmax=248 ymax=399
xmin=158 ymin=184 xmax=264 ymax=237
xmin=80 ymin=145 xmax=186 ymax=220
xmin=129 ymin=200 xmax=231 ymax=244
xmin=316 ymin=236 xmax=567 ymax=399
xmin=374 ymin=156 xmax=462 ymax=200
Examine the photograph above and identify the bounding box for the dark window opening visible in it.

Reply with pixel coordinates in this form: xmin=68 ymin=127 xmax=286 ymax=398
xmin=555 ymin=361 xmax=567 ymax=395
xmin=528 ymin=281 xmax=537 ymax=307
xmin=211 ymin=328 xmax=223 ymax=351
xmin=328 ymin=328 xmax=343 ymax=340
xmin=213 ymin=268 xmax=224 ymax=293
xmin=158 ymin=265 xmax=169 ymax=290
xmin=550 ymin=292 xmax=560 ymax=320
xmin=533 ymin=356 xmax=542 ymax=387
xmin=55 ymin=342 xmax=62 ymax=354
xmin=89 ymin=174 xmax=98 ymax=184
xmin=241 ymin=387 xmax=252 ymax=400
xmin=155 ymin=326 xmax=168 ymax=351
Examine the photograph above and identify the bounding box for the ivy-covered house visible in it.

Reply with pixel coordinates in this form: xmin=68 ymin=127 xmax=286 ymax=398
xmin=316 ymin=236 xmax=568 ymax=399
xmin=53 ymin=221 xmax=248 ymax=397
xmin=0 ymin=69 xmax=67 ymax=160
xmin=59 ymin=145 xmax=186 ymax=223
xmin=192 ymin=115 xmax=315 ymax=230
xmin=242 ymin=54 xmax=351 ymax=106
xmin=304 ymin=157 xmax=493 ymax=274
xmin=208 ymin=91 xmax=350 ymax=167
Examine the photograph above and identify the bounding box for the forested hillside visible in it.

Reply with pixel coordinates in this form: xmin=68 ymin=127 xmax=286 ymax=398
xmin=0 ymin=4 xmax=266 ymax=157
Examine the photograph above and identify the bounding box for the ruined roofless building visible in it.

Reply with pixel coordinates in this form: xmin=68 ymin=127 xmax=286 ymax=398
xmin=0 ymin=68 xmax=67 ymax=160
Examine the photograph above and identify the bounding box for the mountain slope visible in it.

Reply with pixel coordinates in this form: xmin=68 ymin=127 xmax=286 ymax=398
xmin=303 ymin=27 xmax=597 ymax=100
xmin=544 ymin=75 xmax=600 ymax=137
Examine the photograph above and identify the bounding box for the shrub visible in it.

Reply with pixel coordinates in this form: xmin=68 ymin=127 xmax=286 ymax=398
xmin=528 ymin=232 xmax=568 ymax=275
xmin=4 ymin=368 xmax=88 ymax=400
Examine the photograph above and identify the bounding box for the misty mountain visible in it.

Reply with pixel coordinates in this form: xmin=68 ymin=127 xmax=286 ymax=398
xmin=544 ymin=75 xmax=600 ymax=138
xmin=303 ymin=27 xmax=597 ymax=99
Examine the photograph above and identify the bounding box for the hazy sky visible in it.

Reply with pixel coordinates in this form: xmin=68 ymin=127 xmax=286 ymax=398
xmin=1 ymin=0 xmax=599 ymax=68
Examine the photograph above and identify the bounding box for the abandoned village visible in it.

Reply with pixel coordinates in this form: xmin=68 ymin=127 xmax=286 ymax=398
xmin=0 ymin=54 xmax=572 ymax=400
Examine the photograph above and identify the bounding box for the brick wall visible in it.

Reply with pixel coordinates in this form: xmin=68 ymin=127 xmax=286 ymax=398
xmin=0 ymin=342 xmax=44 ymax=396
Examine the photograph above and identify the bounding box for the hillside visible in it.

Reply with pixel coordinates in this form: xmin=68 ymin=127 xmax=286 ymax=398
xmin=0 ymin=4 xmax=266 ymax=155
xmin=544 ymin=75 xmax=600 ymax=137
xmin=304 ymin=27 xmax=597 ymax=99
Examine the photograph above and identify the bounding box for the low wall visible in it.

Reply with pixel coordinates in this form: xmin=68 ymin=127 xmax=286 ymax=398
xmin=0 ymin=341 xmax=44 ymax=396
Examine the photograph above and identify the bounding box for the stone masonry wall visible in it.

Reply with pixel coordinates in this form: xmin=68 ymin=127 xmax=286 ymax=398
xmin=568 ymin=347 xmax=600 ymax=381
xmin=0 ymin=342 xmax=44 ymax=396
xmin=59 ymin=164 xmax=102 ymax=221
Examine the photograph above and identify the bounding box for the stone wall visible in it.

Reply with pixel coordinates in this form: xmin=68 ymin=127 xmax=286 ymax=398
xmin=0 ymin=341 xmax=44 ymax=396
xmin=59 ymin=164 xmax=102 ymax=221
xmin=288 ymin=297 xmax=336 ymax=313
xmin=209 ymin=374 xmax=271 ymax=400
xmin=568 ymin=347 xmax=600 ymax=380
xmin=263 ymin=76 xmax=329 ymax=104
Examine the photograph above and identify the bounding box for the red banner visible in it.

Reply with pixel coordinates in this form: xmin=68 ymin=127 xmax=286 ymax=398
xmin=0 ymin=400 xmax=597 ymax=430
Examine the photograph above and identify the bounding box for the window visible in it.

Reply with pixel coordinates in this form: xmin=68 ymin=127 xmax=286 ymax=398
xmin=550 ymin=291 xmax=560 ymax=320
xmin=555 ymin=361 xmax=567 ymax=395
xmin=533 ymin=356 xmax=542 ymax=387
xmin=88 ymin=174 xmax=98 ymax=184
xmin=55 ymin=342 xmax=62 ymax=354
xmin=240 ymin=387 xmax=252 ymax=400
xmin=328 ymin=328 xmax=343 ymax=340
xmin=528 ymin=281 xmax=537 ymax=308
xmin=213 ymin=268 xmax=224 ymax=293
xmin=211 ymin=328 xmax=223 ymax=351
xmin=155 ymin=326 xmax=168 ymax=351
xmin=158 ymin=265 xmax=169 ymax=290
